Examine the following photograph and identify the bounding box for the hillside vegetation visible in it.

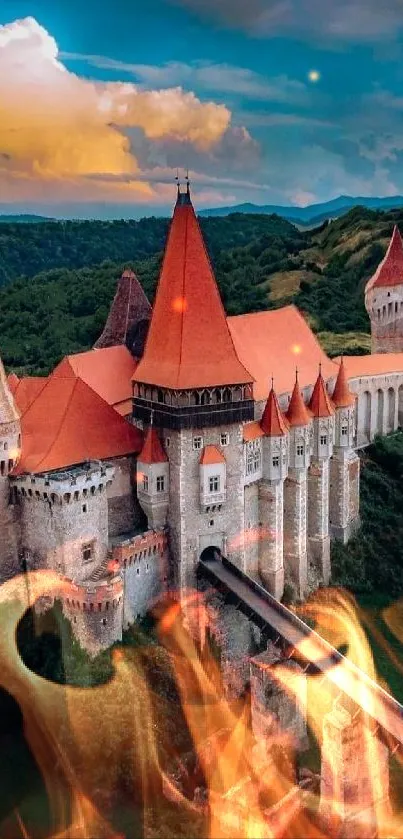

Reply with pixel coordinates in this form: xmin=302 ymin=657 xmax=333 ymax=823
xmin=0 ymin=205 xmax=401 ymax=374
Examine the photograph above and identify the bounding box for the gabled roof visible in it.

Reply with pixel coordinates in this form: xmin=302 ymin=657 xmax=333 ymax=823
xmin=331 ymin=357 xmax=356 ymax=408
xmin=0 ymin=360 xmax=19 ymax=424
xmin=8 ymin=376 xmax=47 ymax=415
xmin=13 ymin=376 xmax=143 ymax=475
xmin=52 ymin=346 xmax=136 ymax=414
xmin=227 ymin=306 xmax=338 ymax=402
xmin=366 ymin=226 xmax=403 ymax=292
xmin=285 ymin=373 xmax=312 ymax=427
xmin=333 ymin=352 xmax=403 ymax=379
xmin=260 ymin=387 xmax=289 ymax=436
xmin=199 ymin=444 xmax=226 ymax=465
xmin=133 ymin=191 xmax=253 ymax=390
xmin=138 ymin=426 xmax=168 ymax=464
xmin=309 ymin=368 xmax=335 ymax=418
xmin=94 ymin=268 xmax=151 ymax=351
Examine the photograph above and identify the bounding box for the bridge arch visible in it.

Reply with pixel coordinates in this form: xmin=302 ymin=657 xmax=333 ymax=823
xmin=398 ymin=385 xmax=403 ymax=427
xmin=376 ymin=389 xmax=384 ymax=435
xmin=387 ymin=387 xmax=396 ymax=433
xmin=200 ymin=546 xmax=222 ymax=562
xmin=358 ymin=390 xmax=371 ymax=442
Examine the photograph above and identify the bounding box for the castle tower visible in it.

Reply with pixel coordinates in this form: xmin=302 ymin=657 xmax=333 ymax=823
xmin=0 ymin=358 xmax=21 ymax=581
xmin=132 ymin=182 xmax=254 ymax=592
xmin=94 ymin=268 xmax=151 ymax=356
xmin=365 ymin=225 xmax=403 ymax=353
xmin=283 ymin=372 xmax=312 ymax=598
xmin=307 ymin=366 xmax=335 ymax=585
xmin=329 ymin=358 xmax=360 ymax=543
xmin=259 ymin=384 xmax=289 ymax=599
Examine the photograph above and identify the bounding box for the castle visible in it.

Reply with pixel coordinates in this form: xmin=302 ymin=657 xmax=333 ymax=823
xmin=1 ymin=184 xmax=403 ymax=654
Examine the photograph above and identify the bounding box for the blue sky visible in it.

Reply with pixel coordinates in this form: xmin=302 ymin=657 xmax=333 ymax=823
xmin=1 ymin=0 xmax=403 ymax=217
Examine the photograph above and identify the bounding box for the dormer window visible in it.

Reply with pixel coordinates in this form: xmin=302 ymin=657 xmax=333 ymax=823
xmin=296 ymin=444 xmax=304 ymax=456
xmin=320 ymin=435 xmax=327 ymax=446
xmin=272 ymin=456 xmax=280 ymax=468
xmin=341 ymin=425 xmax=348 ymax=437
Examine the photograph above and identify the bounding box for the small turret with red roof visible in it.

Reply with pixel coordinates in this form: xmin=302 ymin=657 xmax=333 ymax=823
xmin=365 ymin=225 xmax=403 ymax=353
xmin=285 ymin=371 xmax=312 ymax=470
xmin=136 ymin=420 xmax=169 ymax=529
xmin=308 ymin=364 xmax=335 ymax=460
xmin=261 ymin=382 xmax=289 ymax=481
xmin=331 ymin=358 xmax=356 ymax=449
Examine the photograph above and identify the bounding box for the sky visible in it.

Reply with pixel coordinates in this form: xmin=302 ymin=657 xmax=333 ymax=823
xmin=1 ymin=0 xmax=403 ymax=218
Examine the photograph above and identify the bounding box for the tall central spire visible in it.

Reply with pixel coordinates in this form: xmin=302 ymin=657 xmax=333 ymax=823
xmin=134 ymin=185 xmax=253 ymax=391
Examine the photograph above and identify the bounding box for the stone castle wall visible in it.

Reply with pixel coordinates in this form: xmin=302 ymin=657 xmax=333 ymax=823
xmin=366 ymin=285 xmax=403 ymax=353
xmin=106 ymin=456 xmax=145 ymax=537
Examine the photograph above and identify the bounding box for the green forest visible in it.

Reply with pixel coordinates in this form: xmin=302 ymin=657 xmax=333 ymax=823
xmin=1 ymin=203 xmax=401 ymax=374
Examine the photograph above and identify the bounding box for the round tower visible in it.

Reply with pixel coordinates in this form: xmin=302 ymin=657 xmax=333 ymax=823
xmin=0 ymin=359 xmax=21 ymax=581
xmin=329 ymin=358 xmax=360 ymax=543
xmin=307 ymin=365 xmax=335 ymax=585
xmin=365 ymin=225 xmax=403 ymax=353
xmin=259 ymin=383 xmax=289 ymax=599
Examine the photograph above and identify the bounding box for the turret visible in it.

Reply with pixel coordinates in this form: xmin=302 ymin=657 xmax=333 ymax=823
xmin=329 ymin=359 xmax=360 ymax=543
xmin=261 ymin=383 xmax=289 ymax=481
xmin=137 ymin=423 xmax=169 ymax=529
xmin=0 ymin=358 xmax=21 ymax=581
xmin=365 ymin=225 xmax=403 ymax=353
xmin=307 ymin=366 xmax=335 ymax=586
xmin=285 ymin=371 xmax=312 ymax=469
xmin=308 ymin=365 xmax=335 ymax=460
xmin=331 ymin=357 xmax=356 ymax=448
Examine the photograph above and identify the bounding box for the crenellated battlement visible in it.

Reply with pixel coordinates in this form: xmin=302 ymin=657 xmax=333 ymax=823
xmin=11 ymin=461 xmax=114 ymax=504
xmin=63 ymin=574 xmax=123 ymax=614
xmin=111 ymin=528 xmax=167 ymax=566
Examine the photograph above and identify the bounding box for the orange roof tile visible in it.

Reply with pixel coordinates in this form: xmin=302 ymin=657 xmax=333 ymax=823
xmin=199 ymin=444 xmax=226 ymax=465
xmin=133 ymin=191 xmax=253 ymax=390
xmin=366 ymin=226 xmax=403 ymax=291
xmin=10 ymin=376 xmax=48 ymax=415
xmin=13 ymin=376 xmax=143 ymax=475
xmin=243 ymin=421 xmax=264 ymax=442
xmin=260 ymin=387 xmax=289 ymax=436
xmin=227 ymin=306 xmax=338 ymax=402
xmin=309 ymin=368 xmax=335 ymax=417
xmin=138 ymin=426 xmax=168 ymax=464
xmin=7 ymin=372 xmax=20 ymax=394
xmin=285 ymin=373 xmax=312 ymax=427
xmin=334 ymin=353 xmax=403 ymax=380
xmin=53 ymin=346 xmax=137 ymax=412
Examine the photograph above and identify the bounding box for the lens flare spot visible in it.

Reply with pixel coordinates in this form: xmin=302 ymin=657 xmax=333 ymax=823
xmin=308 ymin=70 xmax=320 ymax=83
xmin=172 ymin=296 xmax=188 ymax=313
xmin=291 ymin=343 xmax=302 ymax=355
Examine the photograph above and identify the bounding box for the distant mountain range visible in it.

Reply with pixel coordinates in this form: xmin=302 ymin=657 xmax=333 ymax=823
xmin=0 ymin=214 xmax=55 ymax=223
xmin=199 ymin=195 xmax=403 ymax=227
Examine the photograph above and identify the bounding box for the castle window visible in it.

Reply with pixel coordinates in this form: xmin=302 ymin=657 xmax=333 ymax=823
xmin=341 ymin=425 xmax=348 ymax=437
xmin=396 ymin=302 xmax=399 ymax=313
xmin=296 ymin=444 xmax=304 ymax=457
xmin=82 ymin=542 xmax=94 ymax=563
xmin=137 ymin=566 xmax=140 ymax=575
xmin=165 ymin=437 xmax=171 ymax=448
xmin=193 ymin=436 xmax=203 ymax=450
xmin=209 ymin=475 xmax=220 ymax=493
xmin=142 ymin=474 xmax=149 ymax=492
xmin=272 ymin=456 xmax=280 ymax=468
xmin=156 ymin=475 xmax=165 ymax=492
xmin=4 ymin=442 xmax=7 ymax=451
xmin=246 ymin=440 xmax=261 ymax=475
xmin=220 ymin=432 xmax=229 ymax=446
xmin=320 ymin=435 xmax=327 ymax=446
xmin=146 ymin=563 xmax=149 ymax=572
xmin=101 ymin=618 xmax=107 ymax=626
xmin=82 ymin=504 xmax=87 ymax=513
xmin=209 ymin=519 xmax=214 ymax=526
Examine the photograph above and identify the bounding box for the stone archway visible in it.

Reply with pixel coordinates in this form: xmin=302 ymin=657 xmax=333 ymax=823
xmin=358 ymin=390 xmax=371 ymax=443
xmin=200 ymin=546 xmax=222 ymax=562
xmin=376 ymin=389 xmax=384 ymax=435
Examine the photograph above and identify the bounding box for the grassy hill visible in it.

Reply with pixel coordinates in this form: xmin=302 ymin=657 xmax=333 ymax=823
xmin=0 ymin=205 xmax=400 ymax=375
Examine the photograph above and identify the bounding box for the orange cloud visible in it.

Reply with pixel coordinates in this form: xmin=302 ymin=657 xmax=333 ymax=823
xmin=0 ymin=17 xmax=234 ymax=205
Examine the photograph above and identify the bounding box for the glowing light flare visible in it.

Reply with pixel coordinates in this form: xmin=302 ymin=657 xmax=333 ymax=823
xmin=308 ymin=70 xmax=321 ymax=83
xmin=172 ymin=296 xmax=188 ymax=313
xmin=290 ymin=343 xmax=302 ymax=355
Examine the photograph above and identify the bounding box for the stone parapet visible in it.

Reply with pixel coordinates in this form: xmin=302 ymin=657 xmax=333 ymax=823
xmin=11 ymin=461 xmax=114 ymax=503
xmin=111 ymin=528 xmax=167 ymax=566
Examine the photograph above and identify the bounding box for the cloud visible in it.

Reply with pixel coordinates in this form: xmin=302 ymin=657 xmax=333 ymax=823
xmin=0 ymin=16 xmax=258 ymax=207
xmin=62 ymin=53 xmax=307 ymax=105
xmin=171 ymin=0 xmax=403 ymax=42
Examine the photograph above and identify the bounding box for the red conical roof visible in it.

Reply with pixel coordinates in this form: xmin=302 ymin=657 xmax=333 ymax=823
xmin=94 ymin=268 xmax=151 ymax=351
xmin=331 ymin=357 xmax=356 ymax=408
xmin=285 ymin=373 xmax=312 ymax=427
xmin=133 ymin=190 xmax=253 ymax=390
xmin=366 ymin=225 xmax=403 ymax=291
xmin=309 ymin=367 xmax=335 ymax=418
xmin=138 ymin=426 xmax=168 ymax=464
xmin=260 ymin=386 xmax=289 ymax=436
